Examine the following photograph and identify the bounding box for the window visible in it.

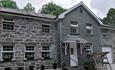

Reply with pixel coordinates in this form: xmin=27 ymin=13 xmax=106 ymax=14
xmin=3 ymin=46 xmax=13 ymax=51
xmin=86 ymin=24 xmax=93 ymax=35
xmin=2 ymin=17 xmax=14 ymax=30
xmin=18 ymin=67 xmax=24 ymax=70
xmin=42 ymin=52 xmax=50 ymax=59
xmin=25 ymin=46 xmax=35 ymax=60
xmin=70 ymin=21 xmax=79 ymax=34
xmin=2 ymin=46 xmax=14 ymax=61
xmin=5 ymin=68 xmax=11 ymax=70
xmin=26 ymin=46 xmax=34 ymax=51
xmin=42 ymin=45 xmax=50 ymax=50
xmin=2 ymin=53 xmax=13 ymax=61
xmin=25 ymin=52 xmax=35 ymax=60
xmin=85 ymin=43 xmax=93 ymax=55
xmin=41 ymin=44 xmax=51 ymax=59
xmin=102 ymin=30 xmax=109 ymax=39
xmin=42 ymin=24 xmax=50 ymax=33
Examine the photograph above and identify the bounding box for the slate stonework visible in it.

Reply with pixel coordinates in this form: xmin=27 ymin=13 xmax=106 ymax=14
xmin=0 ymin=16 xmax=56 ymax=70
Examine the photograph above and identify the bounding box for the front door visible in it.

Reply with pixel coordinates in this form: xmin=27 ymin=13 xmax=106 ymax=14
xmin=70 ymin=42 xmax=78 ymax=66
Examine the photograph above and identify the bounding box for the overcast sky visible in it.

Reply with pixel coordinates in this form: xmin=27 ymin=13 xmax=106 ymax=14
xmin=13 ymin=0 xmax=115 ymax=18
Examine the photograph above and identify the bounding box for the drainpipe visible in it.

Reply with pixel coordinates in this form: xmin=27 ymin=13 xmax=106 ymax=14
xmin=59 ymin=21 xmax=62 ymax=67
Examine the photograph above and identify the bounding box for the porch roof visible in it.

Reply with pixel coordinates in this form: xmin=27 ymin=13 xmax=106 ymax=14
xmin=63 ymin=35 xmax=87 ymax=43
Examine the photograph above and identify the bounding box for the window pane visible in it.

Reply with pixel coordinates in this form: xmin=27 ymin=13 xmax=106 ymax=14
xmin=42 ymin=45 xmax=49 ymax=50
xmin=42 ymin=25 xmax=50 ymax=33
xmin=86 ymin=29 xmax=93 ymax=35
xmin=26 ymin=46 xmax=34 ymax=51
xmin=71 ymin=21 xmax=78 ymax=25
xmin=3 ymin=46 xmax=13 ymax=51
xmin=42 ymin=52 xmax=50 ymax=59
xmin=70 ymin=26 xmax=78 ymax=34
xmin=25 ymin=52 xmax=34 ymax=59
xmin=85 ymin=43 xmax=93 ymax=55
xmin=2 ymin=52 xmax=13 ymax=60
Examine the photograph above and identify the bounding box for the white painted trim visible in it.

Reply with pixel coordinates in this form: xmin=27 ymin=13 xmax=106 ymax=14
xmin=58 ymin=1 xmax=103 ymax=25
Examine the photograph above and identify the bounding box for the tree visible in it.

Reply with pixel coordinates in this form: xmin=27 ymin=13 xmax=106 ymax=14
xmin=22 ymin=3 xmax=35 ymax=12
xmin=41 ymin=2 xmax=66 ymax=15
xmin=102 ymin=8 xmax=115 ymax=25
xmin=0 ymin=0 xmax=18 ymax=9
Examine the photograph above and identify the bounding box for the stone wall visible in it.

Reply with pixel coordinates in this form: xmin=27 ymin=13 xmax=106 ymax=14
xmin=0 ymin=15 xmax=56 ymax=70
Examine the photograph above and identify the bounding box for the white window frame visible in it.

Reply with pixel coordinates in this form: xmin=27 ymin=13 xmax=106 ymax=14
xmin=70 ymin=21 xmax=79 ymax=34
xmin=1 ymin=46 xmax=14 ymax=61
xmin=85 ymin=43 xmax=93 ymax=55
xmin=2 ymin=17 xmax=14 ymax=30
xmin=25 ymin=45 xmax=35 ymax=60
xmin=42 ymin=24 xmax=50 ymax=33
xmin=86 ymin=24 xmax=93 ymax=35
xmin=41 ymin=44 xmax=51 ymax=59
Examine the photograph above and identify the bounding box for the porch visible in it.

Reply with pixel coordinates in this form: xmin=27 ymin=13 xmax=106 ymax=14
xmin=61 ymin=35 xmax=88 ymax=68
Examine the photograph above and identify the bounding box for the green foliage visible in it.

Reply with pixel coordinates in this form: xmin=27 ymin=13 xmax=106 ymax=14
xmin=41 ymin=2 xmax=66 ymax=15
xmin=0 ymin=0 xmax=18 ymax=9
xmin=102 ymin=8 xmax=115 ymax=25
xmin=22 ymin=3 xmax=35 ymax=12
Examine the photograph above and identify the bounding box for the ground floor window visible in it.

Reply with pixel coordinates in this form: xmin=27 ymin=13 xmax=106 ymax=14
xmin=2 ymin=52 xmax=13 ymax=61
xmin=18 ymin=67 xmax=24 ymax=70
xmin=41 ymin=44 xmax=51 ymax=60
xmin=5 ymin=68 xmax=11 ymax=70
xmin=42 ymin=52 xmax=50 ymax=59
xmin=85 ymin=43 xmax=93 ymax=55
xmin=25 ymin=45 xmax=35 ymax=60
xmin=29 ymin=66 xmax=34 ymax=70
xmin=25 ymin=52 xmax=35 ymax=60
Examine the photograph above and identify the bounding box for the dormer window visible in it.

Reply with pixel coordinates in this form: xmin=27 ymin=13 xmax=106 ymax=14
xmin=86 ymin=23 xmax=93 ymax=35
xmin=2 ymin=17 xmax=14 ymax=30
xmin=70 ymin=21 xmax=79 ymax=34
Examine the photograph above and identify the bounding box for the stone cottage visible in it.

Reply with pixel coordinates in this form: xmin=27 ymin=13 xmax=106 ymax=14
xmin=0 ymin=1 xmax=114 ymax=70
xmin=0 ymin=7 xmax=57 ymax=70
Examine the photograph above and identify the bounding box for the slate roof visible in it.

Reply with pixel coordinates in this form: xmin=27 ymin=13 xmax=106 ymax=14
xmin=58 ymin=1 xmax=103 ymax=25
xmin=0 ymin=7 xmax=56 ymax=20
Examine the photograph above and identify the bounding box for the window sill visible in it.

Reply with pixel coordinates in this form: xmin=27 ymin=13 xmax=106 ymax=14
xmin=41 ymin=32 xmax=51 ymax=34
xmin=86 ymin=34 xmax=94 ymax=36
xmin=0 ymin=29 xmax=15 ymax=32
xmin=70 ymin=33 xmax=79 ymax=35
xmin=103 ymin=37 xmax=109 ymax=39
xmin=41 ymin=58 xmax=53 ymax=60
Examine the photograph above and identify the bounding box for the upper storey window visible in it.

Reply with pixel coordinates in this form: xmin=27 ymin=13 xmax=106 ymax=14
xmin=70 ymin=21 xmax=79 ymax=35
xmin=42 ymin=24 xmax=50 ymax=33
xmin=102 ymin=29 xmax=109 ymax=39
xmin=86 ymin=23 xmax=93 ymax=35
xmin=2 ymin=17 xmax=14 ymax=30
